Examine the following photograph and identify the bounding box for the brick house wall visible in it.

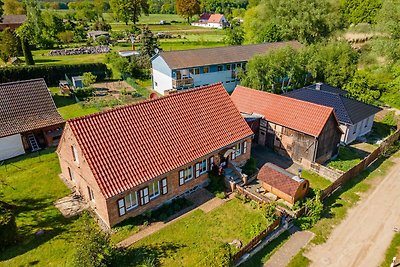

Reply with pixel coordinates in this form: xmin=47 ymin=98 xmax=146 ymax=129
xmin=58 ymin=128 xmax=252 ymax=228
xmin=315 ymin=114 xmax=342 ymax=164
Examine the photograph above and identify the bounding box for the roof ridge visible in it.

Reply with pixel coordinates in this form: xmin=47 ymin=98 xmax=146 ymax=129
xmin=0 ymin=78 xmax=45 ymax=86
xmin=160 ymin=41 xmax=300 ymax=54
xmin=68 ymin=83 xmax=225 ymax=123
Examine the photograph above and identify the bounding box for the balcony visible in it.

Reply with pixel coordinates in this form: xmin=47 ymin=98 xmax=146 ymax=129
xmin=172 ymin=77 xmax=194 ymax=89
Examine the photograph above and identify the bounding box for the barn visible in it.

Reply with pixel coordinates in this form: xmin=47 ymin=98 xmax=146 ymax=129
xmin=0 ymin=79 xmax=65 ymax=161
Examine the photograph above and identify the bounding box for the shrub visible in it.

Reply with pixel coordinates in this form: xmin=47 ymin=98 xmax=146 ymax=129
xmin=74 ymin=87 xmax=95 ymax=100
xmin=242 ymin=157 xmax=257 ymax=176
xmin=200 ymin=243 xmax=232 ymax=267
xmin=207 ymin=172 xmax=226 ymax=195
xmin=0 ymin=63 xmax=110 ymax=86
xmin=0 ymin=203 xmax=17 ymax=251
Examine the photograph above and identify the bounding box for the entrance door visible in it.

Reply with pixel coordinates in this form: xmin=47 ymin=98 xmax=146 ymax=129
xmin=258 ymin=129 xmax=266 ymax=145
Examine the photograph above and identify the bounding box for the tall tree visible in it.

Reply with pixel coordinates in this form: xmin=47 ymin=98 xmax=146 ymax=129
xmin=223 ymin=20 xmax=244 ymax=45
xmin=243 ymin=0 xmax=340 ymax=44
xmin=377 ymin=0 xmax=400 ymax=39
xmin=109 ymin=0 xmax=149 ymax=25
xmin=16 ymin=23 xmax=34 ymax=65
xmin=140 ymin=25 xmax=159 ymax=57
xmin=176 ymin=0 xmax=200 ymax=24
xmin=339 ymin=0 xmax=382 ymax=25
xmin=0 ymin=28 xmax=21 ymax=62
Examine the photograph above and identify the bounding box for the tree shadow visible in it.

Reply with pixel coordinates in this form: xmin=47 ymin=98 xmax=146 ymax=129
xmin=366 ymin=121 xmax=397 ymax=144
xmin=52 ymin=94 xmax=76 ymax=108
xmin=112 ymin=242 xmax=187 ymax=266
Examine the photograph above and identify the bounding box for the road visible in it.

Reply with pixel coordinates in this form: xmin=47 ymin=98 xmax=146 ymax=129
xmin=306 ymin=157 xmax=400 ymax=267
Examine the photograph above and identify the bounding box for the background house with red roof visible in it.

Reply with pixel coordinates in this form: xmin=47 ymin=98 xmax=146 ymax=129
xmin=0 ymin=79 xmax=64 ymax=161
xmin=56 ymin=83 xmax=253 ymax=228
xmin=231 ymin=86 xmax=342 ymax=165
xmin=191 ymin=13 xmax=228 ymax=29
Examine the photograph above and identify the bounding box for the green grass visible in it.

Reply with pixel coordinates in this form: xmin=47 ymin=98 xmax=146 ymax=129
xmin=327 ymin=146 xmax=369 ymax=172
xmin=121 ymin=199 xmax=271 ymax=266
xmin=104 ymin=13 xmax=185 ymax=25
xmin=286 ymin=249 xmax=311 ymax=267
xmin=301 ymin=170 xmax=332 ymax=190
xmin=0 ymin=149 xmax=82 ymax=266
xmin=381 ymin=233 xmax=400 ymax=267
xmin=240 ymin=231 xmax=291 ymax=267
xmin=52 ymin=93 xmax=100 ymax=120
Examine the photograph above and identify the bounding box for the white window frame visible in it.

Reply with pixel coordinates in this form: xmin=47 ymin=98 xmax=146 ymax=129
xmin=72 ymin=145 xmax=79 ymax=163
xmin=161 ymin=178 xmax=168 ymax=195
xmin=243 ymin=141 xmax=247 ymax=154
xmin=209 ymin=156 xmax=214 ymax=170
xmin=118 ymin=198 xmax=126 ymax=216
xmin=125 ymin=191 xmax=138 ymax=211
xmin=200 ymin=159 xmax=207 ymax=175
xmin=235 ymin=143 xmax=242 ymax=157
xmin=179 ymin=166 xmax=194 ymax=185
xmin=149 ymin=180 xmax=160 ymax=200
xmin=231 ymin=147 xmax=236 ymax=160
xmin=139 ymin=187 xmax=149 ymax=205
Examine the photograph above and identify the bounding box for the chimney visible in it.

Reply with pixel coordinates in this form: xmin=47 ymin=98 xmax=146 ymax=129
xmin=316 ymin=82 xmax=322 ymax=90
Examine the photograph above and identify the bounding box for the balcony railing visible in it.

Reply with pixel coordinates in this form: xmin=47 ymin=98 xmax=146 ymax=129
xmin=172 ymin=77 xmax=194 ymax=89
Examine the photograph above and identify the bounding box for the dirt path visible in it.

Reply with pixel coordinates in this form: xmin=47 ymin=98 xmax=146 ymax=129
xmin=306 ymin=158 xmax=400 ymax=267
xmin=264 ymin=230 xmax=314 ymax=267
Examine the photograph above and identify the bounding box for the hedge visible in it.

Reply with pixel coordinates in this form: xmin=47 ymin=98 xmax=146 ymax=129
xmin=0 ymin=203 xmax=17 ymax=250
xmin=0 ymin=63 xmax=111 ymax=86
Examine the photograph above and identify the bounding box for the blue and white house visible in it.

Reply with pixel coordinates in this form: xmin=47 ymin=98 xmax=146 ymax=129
xmin=150 ymin=41 xmax=302 ymax=95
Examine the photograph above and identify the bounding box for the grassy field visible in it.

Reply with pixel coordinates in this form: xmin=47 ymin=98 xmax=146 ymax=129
xmin=120 ymin=199 xmax=271 ymax=266
xmin=0 ymin=149 xmax=81 ymax=266
xmin=326 ymin=146 xmax=369 ymax=172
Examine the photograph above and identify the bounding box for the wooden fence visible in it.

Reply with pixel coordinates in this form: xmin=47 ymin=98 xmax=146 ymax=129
xmin=232 ymin=217 xmax=281 ymax=264
xmin=320 ymin=128 xmax=400 ymax=200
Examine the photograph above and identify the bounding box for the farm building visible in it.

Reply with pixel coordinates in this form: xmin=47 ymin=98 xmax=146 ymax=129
xmin=0 ymin=79 xmax=65 ymax=161
xmin=257 ymin=163 xmax=309 ymax=205
xmin=191 ymin=13 xmax=228 ymax=29
xmin=57 ymin=83 xmax=253 ymax=228
xmin=231 ymin=86 xmax=342 ymax=165
xmin=0 ymin=15 xmax=26 ymax=31
xmin=285 ymin=83 xmax=382 ymax=144
xmin=150 ymin=41 xmax=302 ymax=95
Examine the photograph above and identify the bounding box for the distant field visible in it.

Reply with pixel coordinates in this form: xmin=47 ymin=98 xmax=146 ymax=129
xmin=103 ymin=13 xmax=186 ymax=25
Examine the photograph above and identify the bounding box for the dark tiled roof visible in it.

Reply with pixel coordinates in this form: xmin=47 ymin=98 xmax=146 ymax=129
xmin=0 ymin=15 xmax=27 ymax=25
xmin=285 ymin=86 xmax=382 ymax=125
xmin=0 ymin=79 xmax=64 ymax=138
xmin=156 ymin=41 xmax=302 ymax=69
xmin=304 ymin=83 xmax=348 ymax=95
xmin=257 ymin=163 xmax=304 ymax=197
xmin=67 ymin=83 xmax=253 ymax=199
xmin=231 ymin=86 xmax=335 ymax=137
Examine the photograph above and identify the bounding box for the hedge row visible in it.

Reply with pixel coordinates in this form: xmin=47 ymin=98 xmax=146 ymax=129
xmin=0 ymin=63 xmax=111 ymax=86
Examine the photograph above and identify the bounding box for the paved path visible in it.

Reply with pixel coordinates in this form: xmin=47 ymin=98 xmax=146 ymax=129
xmin=306 ymin=157 xmax=400 ymax=267
xmin=264 ymin=230 xmax=314 ymax=267
xmin=117 ymin=189 xmax=232 ymax=248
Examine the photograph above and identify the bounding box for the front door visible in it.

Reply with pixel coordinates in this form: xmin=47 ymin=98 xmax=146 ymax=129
xmin=258 ymin=129 xmax=266 ymax=145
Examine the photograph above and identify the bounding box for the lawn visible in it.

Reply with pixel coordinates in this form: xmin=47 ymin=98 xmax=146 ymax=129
xmin=381 ymin=233 xmax=400 ymax=266
xmin=301 ymin=170 xmax=332 ymax=191
xmin=0 ymin=149 xmax=81 ymax=267
xmin=51 ymin=91 xmax=100 ymax=120
xmin=326 ymin=146 xmax=369 ymax=172
xmin=119 ymin=198 xmax=271 ymax=267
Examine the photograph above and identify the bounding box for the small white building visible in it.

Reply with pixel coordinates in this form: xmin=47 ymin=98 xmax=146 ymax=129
xmin=191 ymin=14 xmax=228 ymax=29
xmin=150 ymin=41 xmax=302 ymax=95
xmin=285 ymin=83 xmax=382 ymax=145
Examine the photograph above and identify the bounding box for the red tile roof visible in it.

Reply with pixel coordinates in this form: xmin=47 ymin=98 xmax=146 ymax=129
xmin=67 ymin=83 xmax=253 ymax=198
xmin=231 ymin=86 xmax=335 ymax=137
xmin=0 ymin=79 xmax=64 ymax=138
xmin=208 ymin=14 xmax=224 ymax=23
xmin=257 ymin=163 xmax=304 ymax=197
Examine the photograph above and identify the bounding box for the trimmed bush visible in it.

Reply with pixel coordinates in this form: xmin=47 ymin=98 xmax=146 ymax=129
xmin=0 ymin=203 xmax=17 ymax=250
xmin=242 ymin=157 xmax=257 ymax=176
xmin=0 ymin=63 xmax=111 ymax=86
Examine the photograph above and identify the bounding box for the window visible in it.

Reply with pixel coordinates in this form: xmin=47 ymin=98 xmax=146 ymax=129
xmin=124 ymin=191 xmax=138 ymax=211
xmin=235 ymin=143 xmax=242 ymax=157
xmin=118 ymin=199 xmax=126 ymax=216
xmin=209 ymin=156 xmax=214 ymax=171
xmin=161 ymin=178 xmax=168 ymax=195
xmin=139 ymin=187 xmax=149 ymax=205
xmin=179 ymin=166 xmax=193 ymax=185
xmin=191 ymin=68 xmax=200 ymax=75
xmin=87 ymin=186 xmax=94 ymax=202
xmin=68 ymin=167 xmax=75 ymax=181
xmin=231 ymin=147 xmax=236 ymax=160
xmin=196 ymin=159 xmax=208 ymax=177
xmin=226 ymin=64 xmax=231 ymax=71
xmin=71 ymin=145 xmax=79 ymax=163
xmin=203 ymin=66 xmax=209 ymax=73
xmin=149 ymin=180 xmax=160 ymax=200
xmin=154 ymin=82 xmax=158 ymax=87
xmin=243 ymin=141 xmax=247 ymax=154
xmin=236 ymin=63 xmax=242 ymax=68
xmin=217 ymin=65 xmax=223 ymax=71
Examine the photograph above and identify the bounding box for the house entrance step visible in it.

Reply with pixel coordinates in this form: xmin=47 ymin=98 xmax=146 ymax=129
xmin=27 ymin=133 xmax=40 ymax=152
xmin=224 ymin=168 xmax=242 ymax=184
